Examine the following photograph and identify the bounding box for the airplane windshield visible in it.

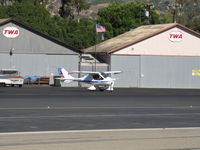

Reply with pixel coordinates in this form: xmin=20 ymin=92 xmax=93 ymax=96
xmin=101 ymin=73 xmax=108 ymax=78
xmin=93 ymin=74 xmax=103 ymax=80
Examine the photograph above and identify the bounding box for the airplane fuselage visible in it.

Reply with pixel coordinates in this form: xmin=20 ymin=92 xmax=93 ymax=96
xmin=80 ymin=74 xmax=115 ymax=86
xmin=57 ymin=68 xmax=121 ymax=91
xmin=81 ymin=79 xmax=113 ymax=85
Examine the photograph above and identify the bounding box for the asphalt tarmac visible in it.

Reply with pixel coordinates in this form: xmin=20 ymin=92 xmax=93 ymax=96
xmin=1 ymin=87 xmax=200 ymax=132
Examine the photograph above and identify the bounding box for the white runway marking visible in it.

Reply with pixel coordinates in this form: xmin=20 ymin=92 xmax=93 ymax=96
xmin=0 ymin=113 xmax=200 ymax=120
xmin=1 ymin=127 xmax=200 ymax=135
xmin=0 ymin=106 xmax=200 ymax=110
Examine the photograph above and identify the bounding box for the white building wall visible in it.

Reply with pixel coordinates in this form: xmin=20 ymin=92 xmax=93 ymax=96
xmin=113 ymin=27 xmax=200 ymax=56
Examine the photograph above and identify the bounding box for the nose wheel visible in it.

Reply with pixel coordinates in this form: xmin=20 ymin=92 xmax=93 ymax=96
xmin=88 ymin=85 xmax=96 ymax=91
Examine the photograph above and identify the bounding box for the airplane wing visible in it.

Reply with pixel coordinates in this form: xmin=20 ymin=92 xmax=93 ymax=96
xmin=55 ymin=77 xmax=81 ymax=81
xmin=69 ymin=71 xmax=122 ymax=74
xmin=103 ymin=71 xmax=122 ymax=74
xmin=69 ymin=71 xmax=100 ymax=74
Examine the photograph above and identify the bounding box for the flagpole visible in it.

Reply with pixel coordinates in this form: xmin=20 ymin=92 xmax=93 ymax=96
xmin=95 ymin=35 xmax=97 ymax=72
xmin=95 ymin=24 xmax=97 ymax=72
xmin=94 ymin=24 xmax=105 ymax=72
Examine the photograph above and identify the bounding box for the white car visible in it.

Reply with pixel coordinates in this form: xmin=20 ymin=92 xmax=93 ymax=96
xmin=0 ymin=69 xmax=24 ymax=87
xmin=0 ymin=78 xmax=12 ymax=86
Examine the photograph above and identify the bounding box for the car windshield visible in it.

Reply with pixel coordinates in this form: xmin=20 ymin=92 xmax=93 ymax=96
xmin=0 ymin=70 xmax=18 ymax=75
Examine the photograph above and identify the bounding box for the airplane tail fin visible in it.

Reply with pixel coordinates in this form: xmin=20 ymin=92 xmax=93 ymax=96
xmin=58 ymin=68 xmax=74 ymax=80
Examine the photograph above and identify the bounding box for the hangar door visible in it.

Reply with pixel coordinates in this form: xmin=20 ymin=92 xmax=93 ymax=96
xmin=112 ymin=55 xmax=200 ymax=88
xmin=140 ymin=56 xmax=200 ymax=89
xmin=111 ymin=55 xmax=139 ymax=87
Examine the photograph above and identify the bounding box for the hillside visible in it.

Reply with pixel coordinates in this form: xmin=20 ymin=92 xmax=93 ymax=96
xmin=1 ymin=0 xmax=199 ymax=18
xmin=44 ymin=0 xmax=200 ymax=19
xmin=86 ymin=0 xmax=200 ymax=16
xmin=87 ymin=0 xmax=200 ymax=6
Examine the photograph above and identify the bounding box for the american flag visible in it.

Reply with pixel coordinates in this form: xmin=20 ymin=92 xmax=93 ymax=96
xmin=96 ymin=24 xmax=106 ymax=33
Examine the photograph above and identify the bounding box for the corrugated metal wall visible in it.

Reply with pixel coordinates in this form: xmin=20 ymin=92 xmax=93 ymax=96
xmin=111 ymin=55 xmax=139 ymax=87
xmin=111 ymin=55 xmax=200 ymax=89
xmin=0 ymin=54 xmax=78 ymax=76
xmin=80 ymin=64 xmax=108 ymax=72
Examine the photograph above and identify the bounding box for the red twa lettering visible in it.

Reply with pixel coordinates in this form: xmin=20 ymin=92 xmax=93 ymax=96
xmin=4 ymin=30 xmax=8 ymax=34
xmin=8 ymin=30 xmax=15 ymax=34
xmin=4 ymin=30 xmax=18 ymax=35
xmin=173 ymin=34 xmax=179 ymax=38
xmin=14 ymin=30 xmax=18 ymax=34
xmin=170 ymin=34 xmax=182 ymax=39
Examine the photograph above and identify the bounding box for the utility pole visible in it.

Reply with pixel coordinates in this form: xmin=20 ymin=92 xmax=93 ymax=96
xmin=145 ymin=3 xmax=154 ymax=24
xmin=168 ymin=0 xmax=181 ymax=23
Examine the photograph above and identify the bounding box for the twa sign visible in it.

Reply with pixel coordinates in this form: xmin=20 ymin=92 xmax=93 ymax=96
xmin=169 ymin=31 xmax=183 ymax=42
xmin=3 ymin=27 xmax=20 ymax=38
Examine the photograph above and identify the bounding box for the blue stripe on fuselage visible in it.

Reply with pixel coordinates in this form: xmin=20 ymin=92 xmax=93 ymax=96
xmin=83 ymin=80 xmax=111 ymax=84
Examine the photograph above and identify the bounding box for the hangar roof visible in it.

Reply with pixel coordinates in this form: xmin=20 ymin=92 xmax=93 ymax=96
xmin=0 ymin=18 xmax=80 ymax=54
xmin=83 ymin=23 xmax=200 ymax=54
xmin=0 ymin=18 xmax=10 ymax=23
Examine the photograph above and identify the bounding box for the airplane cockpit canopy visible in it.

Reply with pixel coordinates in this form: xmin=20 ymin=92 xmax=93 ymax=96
xmin=100 ymin=72 xmax=108 ymax=78
xmin=92 ymin=74 xmax=103 ymax=80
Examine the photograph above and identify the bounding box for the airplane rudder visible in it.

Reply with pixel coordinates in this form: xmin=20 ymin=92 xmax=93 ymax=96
xmin=58 ymin=68 xmax=63 ymax=75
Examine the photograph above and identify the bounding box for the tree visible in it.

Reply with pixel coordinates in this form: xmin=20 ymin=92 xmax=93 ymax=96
xmin=74 ymin=0 xmax=90 ymax=22
xmin=59 ymin=0 xmax=74 ymax=19
xmin=59 ymin=0 xmax=90 ymax=21
xmin=0 ymin=0 xmax=15 ymax=6
xmin=167 ymin=0 xmax=200 ymax=24
xmin=97 ymin=2 xmax=161 ymax=38
xmin=186 ymin=17 xmax=200 ymax=33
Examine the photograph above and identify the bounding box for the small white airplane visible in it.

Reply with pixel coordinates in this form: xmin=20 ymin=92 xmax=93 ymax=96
xmin=57 ymin=68 xmax=121 ymax=91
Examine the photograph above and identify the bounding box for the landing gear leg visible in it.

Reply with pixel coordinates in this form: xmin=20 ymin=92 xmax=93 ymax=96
xmin=107 ymin=82 xmax=114 ymax=91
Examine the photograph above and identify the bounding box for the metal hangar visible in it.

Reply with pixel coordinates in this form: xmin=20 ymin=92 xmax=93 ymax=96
xmin=0 ymin=18 xmax=79 ymax=80
xmin=83 ymin=23 xmax=200 ymax=89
